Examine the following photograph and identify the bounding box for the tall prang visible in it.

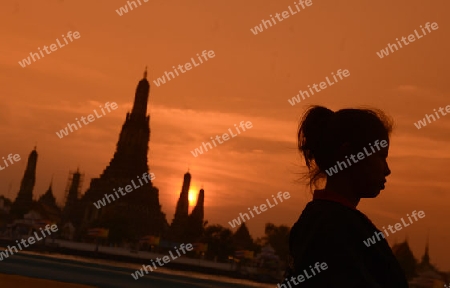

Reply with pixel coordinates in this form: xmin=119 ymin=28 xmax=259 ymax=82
xmin=36 ymin=180 xmax=62 ymax=223
xmin=417 ymin=234 xmax=435 ymax=274
xmin=174 ymin=171 xmax=191 ymax=220
xmin=392 ymin=239 xmax=418 ymax=280
xmin=187 ymin=187 xmax=205 ymax=242
xmin=38 ymin=181 xmax=59 ymax=212
xmin=167 ymin=171 xmax=191 ymax=241
xmin=62 ymin=169 xmax=83 ymax=225
xmin=190 ymin=188 xmax=204 ymax=222
xmin=11 ymin=147 xmax=38 ymax=218
xmin=102 ymin=68 xmax=151 ymax=178
xmin=420 ymin=236 xmax=430 ymax=266
xmin=78 ymin=69 xmax=168 ymax=241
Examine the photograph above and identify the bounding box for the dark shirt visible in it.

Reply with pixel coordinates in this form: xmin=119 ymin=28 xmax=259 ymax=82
xmin=282 ymin=197 xmax=409 ymax=288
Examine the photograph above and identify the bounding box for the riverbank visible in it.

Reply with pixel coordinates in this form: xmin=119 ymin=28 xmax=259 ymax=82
xmin=0 ymin=238 xmax=278 ymax=285
xmin=0 ymin=273 xmax=94 ymax=288
xmin=0 ymin=251 xmax=272 ymax=288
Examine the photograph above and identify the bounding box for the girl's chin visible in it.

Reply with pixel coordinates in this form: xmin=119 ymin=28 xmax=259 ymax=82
xmin=361 ymin=187 xmax=381 ymax=198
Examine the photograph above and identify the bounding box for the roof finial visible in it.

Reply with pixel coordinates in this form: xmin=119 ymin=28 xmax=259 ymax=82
xmin=144 ymin=66 xmax=147 ymax=79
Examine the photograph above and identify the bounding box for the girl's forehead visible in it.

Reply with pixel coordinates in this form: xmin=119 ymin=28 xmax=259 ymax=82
xmin=374 ymin=131 xmax=389 ymax=143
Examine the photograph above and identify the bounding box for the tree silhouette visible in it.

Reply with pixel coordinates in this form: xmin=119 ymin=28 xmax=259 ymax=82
xmin=231 ymin=222 xmax=254 ymax=250
xmin=201 ymin=224 xmax=233 ymax=262
xmin=262 ymin=223 xmax=290 ymax=263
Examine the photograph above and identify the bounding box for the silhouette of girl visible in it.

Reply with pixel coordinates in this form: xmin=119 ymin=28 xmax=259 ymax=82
xmin=281 ymin=106 xmax=409 ymax=287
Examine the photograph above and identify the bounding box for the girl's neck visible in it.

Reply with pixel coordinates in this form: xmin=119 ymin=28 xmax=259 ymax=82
xmin=322 ymin=184 xmax=361 ymax=208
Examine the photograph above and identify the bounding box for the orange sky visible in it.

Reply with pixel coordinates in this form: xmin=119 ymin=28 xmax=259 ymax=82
xmin=0 ymin=0 xmax=449 ymax=270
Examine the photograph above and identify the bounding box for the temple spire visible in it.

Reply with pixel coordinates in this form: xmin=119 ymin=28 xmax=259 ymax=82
xmin=187 ymin=187 xmax=205 ymax=242
xmin=11 ymin=148 xmax=38 ymax=217
xmin=422 ymin=230 xmax=430 ymax=265
xmin=131 ymin=69 xmax=150 ymax=119
xmin=168 ymin=171 xmax=192 ymax=241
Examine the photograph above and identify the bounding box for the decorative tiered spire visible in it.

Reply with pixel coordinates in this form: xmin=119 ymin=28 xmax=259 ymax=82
xmin=11 ymin=147 xmax=38 ymax=217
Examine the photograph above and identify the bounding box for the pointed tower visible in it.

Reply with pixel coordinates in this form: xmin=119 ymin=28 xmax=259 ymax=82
xmin=190 ymin=188 xmax=204 ymax=222
xmin=391 ymin=238 xmax=418 ymax=280
xmin=11 ymin=147 xmax=38 ymax=218
xmin=421 ymin=234 xmax=430 ymax=266
xmin=38 ymin=181 xmax=57 ymax=209
xmin=131 ymin=67 xmax=149 ymax=119
xmin=187 ymin=188 xmax=205 ymax=242
xmin=174 ymin=171 xmax=191 ymax=220
xmin=37 ymin=181 xmax=61 ymax=221
xmin=417 ymin=233 xmax=436 ymax=274
xmin=103 ymin=68 xmax=152 ymax=178
xmin=62 ymin=169 xmax=83 ymax=224
xmin=79 ymin=69 xmax=167 ymax=240
xmin=168 ymin=171 xmax=192 ymax=241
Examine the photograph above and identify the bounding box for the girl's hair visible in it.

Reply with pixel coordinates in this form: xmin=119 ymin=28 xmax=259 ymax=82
xmin=297 ymin=105 xmax=394 ymax=188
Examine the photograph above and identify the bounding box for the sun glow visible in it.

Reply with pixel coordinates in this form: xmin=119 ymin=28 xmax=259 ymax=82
xmin=188 ymin=189 xmax=197 ymax=206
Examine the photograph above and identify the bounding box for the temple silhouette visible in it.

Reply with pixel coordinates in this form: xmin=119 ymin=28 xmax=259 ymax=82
xmin=10 ymin=147 xmax=37 ymax=218
xmin=76 ymin=68 xmax=167 ymax=240
xmin=167 ymin=171 xmax=205 ymax=243
xmin=393 ymin=237 xmax=449 ymax=285
xmin=4 ymin=69 xmax=205 ymax=244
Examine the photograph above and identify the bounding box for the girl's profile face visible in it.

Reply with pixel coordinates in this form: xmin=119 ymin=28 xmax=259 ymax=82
xmin=350 ymin=136 xmax=391 ymax=198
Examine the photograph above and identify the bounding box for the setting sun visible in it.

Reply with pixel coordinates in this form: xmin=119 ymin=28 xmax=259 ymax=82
xmin=1 ymin=2 xmax=450 ymax=285
xmin=188 ymin=189 xmax=197 ymax=206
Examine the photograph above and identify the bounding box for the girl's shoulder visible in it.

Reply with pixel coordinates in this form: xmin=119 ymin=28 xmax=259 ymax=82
xmin=292 ymin=200 xmax=373 ymax=238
